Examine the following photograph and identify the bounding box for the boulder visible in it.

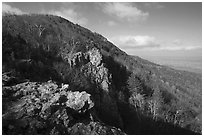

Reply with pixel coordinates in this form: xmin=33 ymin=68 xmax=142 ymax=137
xmin=65 ymin=91 xmax=94 ymax=113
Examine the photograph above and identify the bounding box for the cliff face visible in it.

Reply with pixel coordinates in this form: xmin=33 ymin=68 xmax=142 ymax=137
xmin=2 ymin=14 xmax=201 ymax=135
xmin=62 ymin=47 xmax=123 ymax=128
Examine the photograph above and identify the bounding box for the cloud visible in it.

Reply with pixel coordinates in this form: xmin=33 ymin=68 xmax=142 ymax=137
xmin=173 ymin=39 xmax=183 ymax=45
xmin=2 ymin=3 xmax=26 ymax=15
xmin=48 ymin=8 xmax=88 ymax=25
xmin=103 ymin=3 xmax=149 ymax=22
xmin=166 ymin=39 xmax=201 ymax=50
xmin=107 ymin=20 xmax=116 ymax=26
xmin=2 ymin=3 xmax=87 ymax=25
xmin=159 ymin=45 xmax=201 ymax=51
xmin=160 ymin=45 xmax=201 ymax=51
xmin=113 ymin=35 xmax=160 ymax=49
xmin=112 ymin=36 xmax=201 ymax=51
xmin=143 ymin=3 xmax=165 ymax=9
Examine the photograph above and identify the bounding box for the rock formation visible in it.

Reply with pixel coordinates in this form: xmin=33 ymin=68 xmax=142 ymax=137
xmin=2 ymin=80 xmax=124 ymax=135
xmin=64 ymin=47 xmax=123 ymax=128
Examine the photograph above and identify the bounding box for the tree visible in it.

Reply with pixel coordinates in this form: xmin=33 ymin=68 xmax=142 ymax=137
xmin=148 ymin=86 xmax=163 ymax=120
xmin=127 ymin=73 xmax=143 ymax=94
xmin=129 ymin=92 xmax=145 ymax=110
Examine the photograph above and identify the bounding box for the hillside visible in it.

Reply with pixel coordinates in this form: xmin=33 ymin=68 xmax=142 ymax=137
xmin=2 ymin=14 xmax=202 ymax=135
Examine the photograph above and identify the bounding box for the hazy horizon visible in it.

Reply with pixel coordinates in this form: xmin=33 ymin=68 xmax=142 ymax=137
xmin=135 ymin=54 xmax=202 ymax=74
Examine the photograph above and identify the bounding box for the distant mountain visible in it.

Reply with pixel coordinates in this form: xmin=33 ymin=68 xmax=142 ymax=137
xmin=135 ymin=55 xmax=202 ymax=74
xmin=2 ymin=14 xmax=202 ymax=135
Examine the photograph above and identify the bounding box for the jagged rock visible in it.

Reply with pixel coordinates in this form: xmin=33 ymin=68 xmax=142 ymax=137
xmin=2 ymin=81 xmax=98 ymax=135
xmin=75 ymin=48 xmax=111 ymax=91
xmin=60 ymin=84 xmax=69 ymax=91
xmin=76 ymin=48 xmax=123 ymax=129
xmin=64 ymin=47 xmax=124 ymax=129
xmin=88 ymin=48 xmax=102 ymax=66
xmin=38 ymin=80 xmax=58 ymax=95
xmin=11 ymin=82 xmax=38 ymax=98
xmin=64 ymin=47 xmax=111 ymax=92
xmin=65 ymin=91 xmax=94 ymax=113
xmin=67 ymin=48 xmax=102 ymax=68
xmin=67 ymin=122 xmax=125 ymax=135
xmin=2 ymin=78 xmax=124 ymax=135
xmin=67 ymin=51 xmax=89 ymax=67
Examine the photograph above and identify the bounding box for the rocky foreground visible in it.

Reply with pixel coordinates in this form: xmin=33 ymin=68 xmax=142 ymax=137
xmin=2 ymin=80 xmax=124 ymax=135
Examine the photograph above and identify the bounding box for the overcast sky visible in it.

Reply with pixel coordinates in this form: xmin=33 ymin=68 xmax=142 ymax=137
xmin=2 ymin=2 xmax=202 ymax=59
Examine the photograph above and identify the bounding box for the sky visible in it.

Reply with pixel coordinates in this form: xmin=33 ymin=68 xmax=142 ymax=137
xmin=2 ymin=2 xmax=202 ymax=72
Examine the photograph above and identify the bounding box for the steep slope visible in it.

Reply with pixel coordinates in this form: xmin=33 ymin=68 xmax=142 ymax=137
xmin=2 ymin=14 xmax=201 ymax=135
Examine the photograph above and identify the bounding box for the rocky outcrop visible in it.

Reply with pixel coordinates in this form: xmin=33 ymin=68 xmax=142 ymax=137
xmin=2 ymin=81 xmax=124 ymax=135
xmin=64 ymin=48 xmax=123 ymax=128
xmin=87 ymin=48 xmax=102 ymax=67
xmin=82 ymin=50 xmax=111 ymax=91
xmin=67 ymin=121 xmax=125 ymax=135
xmin=67 ymin=52 xmax=89 ymax=67
xmin=65 ymin=91 xmax=94 ymax=113
xmin=65 ymin=48 xmax=111 ymax=91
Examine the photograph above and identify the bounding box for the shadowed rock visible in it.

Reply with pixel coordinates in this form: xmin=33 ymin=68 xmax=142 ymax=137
xmin=2 ymin=81 xmax=123 ymax=135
